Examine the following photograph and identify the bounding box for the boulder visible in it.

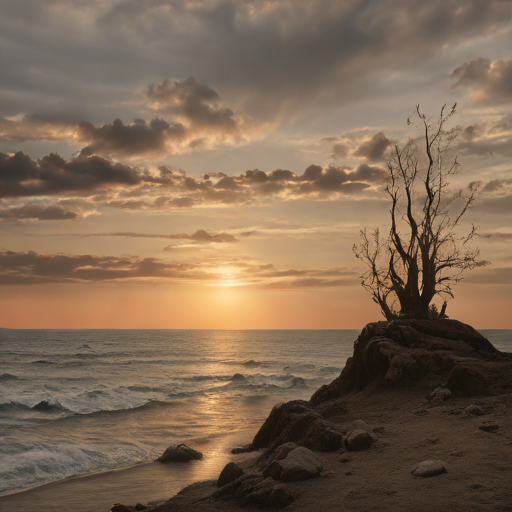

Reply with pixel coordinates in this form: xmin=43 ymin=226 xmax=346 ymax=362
xmin=135 ymin=505 xmax=147 ymax=511
xmin=247 ymin=400 xmax=345 ymax=453
xmin=412 ymin=459 xmax=447 ymax=477
xmin=157 ymin=444 xmax=203 ymax=463
xmin=217 ymin=462 xmax=244 ymax=487
xmin=263 ymin=446 xmax=323 ymax=481
xmin=345 ymin=429 xmax=373 ymax=451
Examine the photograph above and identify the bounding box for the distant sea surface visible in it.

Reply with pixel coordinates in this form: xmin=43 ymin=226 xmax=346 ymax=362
xmin=1 ymin=328 xmax=511 ymax=496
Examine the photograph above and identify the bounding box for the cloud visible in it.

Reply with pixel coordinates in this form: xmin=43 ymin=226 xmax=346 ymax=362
xmin=353 ymin=132 xmax=392 ymax=162
xmin=477 ymin=232 xmax=512 ymax=242
xmin=451 ymin=58 xmax=512 ymax=105
xmin=328 ymin=130 xmax=392 ymax=162
xmin=1 ymin=0 xmax=510 ymax=125
xmin=0 ymin=115 xmax=76 ymax=143
xmin=0 ymin=249 xmax=358 ymax=288
xmin=0 ymin=250 xmax=207 ymax=284
xmin=1 ymin=151 xmax=387 ymax=213
xmin=0 ymin=77 xmax=254 ymax=159
xmin=456 ymin=114 xmax=512 ymax=159
xmin=76 ymin=118 xmax=187 ymax=158
xmin=82 ymin=229 xmax=238 ymax=244
xmin=465 ymin=266 xmax=512 ymax=284
xmin=0 ymin=201 xmax=77 ymax=221
xmin=145 ymin=77 xmax=241 ymax=133
xmin=0 ymin=151 xmax=140 ymax=198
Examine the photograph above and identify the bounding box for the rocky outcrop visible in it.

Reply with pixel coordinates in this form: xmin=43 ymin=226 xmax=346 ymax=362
xmin=157 ymin=444 xmax=203 ymax=463
xmin=310 ymin=319 xmax=511 ymax=405
xmin=242 ymin=320 xmax=510 ymax=456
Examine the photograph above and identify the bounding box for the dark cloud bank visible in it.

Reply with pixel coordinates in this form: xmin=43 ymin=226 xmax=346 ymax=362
xmin=1 ymin=0 xmax=511 ymax=118
xmin=0 ymin=150 xmax=388 ymax=220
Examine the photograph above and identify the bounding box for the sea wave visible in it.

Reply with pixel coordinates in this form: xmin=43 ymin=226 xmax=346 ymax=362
xmin=0 ymin=373 xmax=19 ymax=381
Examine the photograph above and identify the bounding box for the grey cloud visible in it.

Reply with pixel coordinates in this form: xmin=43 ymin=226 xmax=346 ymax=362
xmin=1 ymin=1 xmax=510 ymax=123
xmin=456 ymin=115 xmax=512 ymax=158
xmin=474 ymin=194 xmax=512 ymax=214
xmin=0 ymin=248 xmax=358 ymax=288
xmin=83 ymin=229 xmax=238 ymax=244
xmin=77 ymin=118 xmax=187 ymax=158
xmin=1 ymin=150 xmax=387 ymax=211
xmin=0 ymin=249 xmax=208 ymax=284
xmin=0 ymin=76 xmax=250 ymax=159
xmin=145 ymin=77 xmax=240 ymax=134
xmin=0 ymin=201 xmax=77 ymax=221
xmin=265 ymin=277 xmax=359 ymax=289
xmin=451 ymin=57 xmax=512 ymax=105
xmin=0 ymin=151 xmax=141 ymax=198
xmin=465 ymin=267 xmax=512 ymax=284
xmin=353 ymin=132 xmax=392 ymax=162
xmin=329 ymin=131 xmax=392 ymax=162
xmin=482 ymin=178 xmax=512 ymax=193
xmin=477 ymin=232 xmax=512 ymax=242
xmin=330 ymin=142 xmax=349 ymax=160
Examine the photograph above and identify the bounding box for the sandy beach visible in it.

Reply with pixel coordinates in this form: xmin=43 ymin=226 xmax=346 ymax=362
xmin=0 ymin=430 xmax=257 ymax=512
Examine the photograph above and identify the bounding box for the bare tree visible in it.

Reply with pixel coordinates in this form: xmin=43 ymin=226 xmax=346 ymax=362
xmin=353 ymin=104 xmax=486 ymax=320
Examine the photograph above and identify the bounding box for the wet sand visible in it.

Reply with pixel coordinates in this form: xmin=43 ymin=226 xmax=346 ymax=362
xmin=0 ymin=429 xmax=256 ymax=512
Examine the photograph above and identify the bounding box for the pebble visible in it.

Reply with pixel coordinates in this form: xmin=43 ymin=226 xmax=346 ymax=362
xmin=412 ymin=459 xmax=447 ymax=478
xmin=479 ymin=423 xmax=499 ymax=433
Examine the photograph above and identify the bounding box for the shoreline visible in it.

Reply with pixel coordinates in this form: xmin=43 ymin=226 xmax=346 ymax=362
xmin=0 ymin=428 xmax=258 ymax=512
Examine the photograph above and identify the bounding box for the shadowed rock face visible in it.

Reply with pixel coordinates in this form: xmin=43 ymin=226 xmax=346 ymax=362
xmin=310 ymin=319 xmax=511 ymax=406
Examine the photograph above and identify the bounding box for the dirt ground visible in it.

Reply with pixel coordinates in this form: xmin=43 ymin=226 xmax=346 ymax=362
xmin=154 ymin=385 xmax=512 ymax=512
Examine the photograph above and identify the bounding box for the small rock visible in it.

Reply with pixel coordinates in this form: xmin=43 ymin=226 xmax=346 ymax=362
xmin=412 ymin=459 xmax=447 ymax=478
xmin=428 ymin=387 xmax=452 ymax=402
xmin=111 ymin=505 xmax=131 ymax=512
xmin=217 ymin=462 xmax=244 ymax=487
xmin=272 ymin=442 xmax=298 ymax=461
xmin=157 ymin=443 xmax=203 ymax=463
xmin=231 ymin=444 xmax=251 ymax=454
xmin=465 ymin=404 xmax=484 ymax=416
xmin=263 ymin=446 xmax=323 ymax=481
xmin=345 ymin=429 xmax=373 ymax=451
xmin=479 ymin=423 xmax=499 ymax=433
xmin=135 ymin=504 xmax=147 ymax=511
xmin=338 ymin=455 xmax=352 ymax=463
xmin=345 ymin=471 xmax=353 ymax=476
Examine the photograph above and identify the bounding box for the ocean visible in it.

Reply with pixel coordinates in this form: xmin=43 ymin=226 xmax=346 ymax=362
xmin=0 ymin=328 xmax=511 ymax=498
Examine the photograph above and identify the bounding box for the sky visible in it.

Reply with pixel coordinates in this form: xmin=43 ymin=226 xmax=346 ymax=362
xmin=1 ymin=0 xmax=512 ymax=329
